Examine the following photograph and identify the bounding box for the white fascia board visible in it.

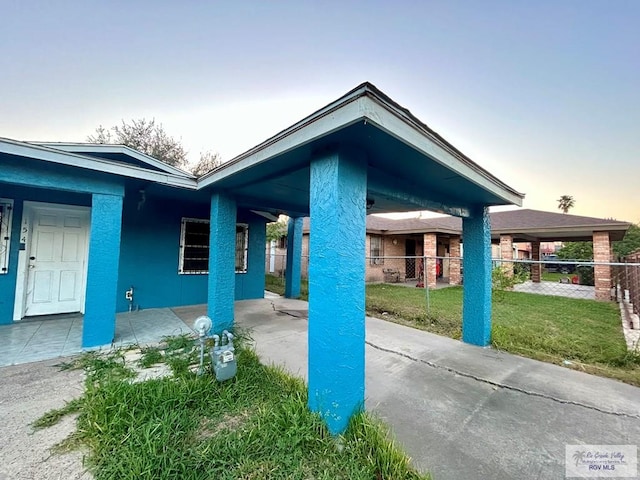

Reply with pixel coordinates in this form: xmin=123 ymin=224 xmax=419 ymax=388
xmin=0 ymin=139 xmax=197 ymax=190
xmin=36 ymin=142 xmax=195 ymax=178
xmin=361 ymin=96 xmax=524 ymax=207
xmin=197 ymin=95 xmax=366 ymax=189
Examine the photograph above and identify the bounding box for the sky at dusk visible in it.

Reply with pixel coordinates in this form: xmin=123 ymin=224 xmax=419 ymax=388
xmin=1 ymin=1 xmax=638 ymax=222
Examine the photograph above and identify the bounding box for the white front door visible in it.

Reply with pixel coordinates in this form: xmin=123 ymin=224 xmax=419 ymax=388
xmin=24 ymin=204 xmax=90 ymax=317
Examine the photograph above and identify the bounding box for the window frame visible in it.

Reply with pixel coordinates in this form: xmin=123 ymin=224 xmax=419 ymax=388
xmin=0 ymin=198 xmax=13 ymax=275
xmin=235 ymin=223 xmax=248 ymax=273
xmin=178 ymin=218 xmax=249 ymax=275
xmin=370 ymin=235 xmax=384 ymax=265
xmin=179 ymin=217 xmax=210 ymax=274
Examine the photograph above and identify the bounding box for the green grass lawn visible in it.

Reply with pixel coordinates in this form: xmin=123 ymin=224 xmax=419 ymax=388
xmin=37 ymin=339 xmax=428 ymax=480
xmin=365 ymin=284 xmax=640 ymax=386
xmin=266 ymin=274 xmax=308 ymax=300
xmin=265 ymin=275 xmax=639 ymax=384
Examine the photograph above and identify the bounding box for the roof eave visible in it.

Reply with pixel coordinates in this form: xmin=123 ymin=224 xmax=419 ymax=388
xmin=0 ymin=138 xmax=197 ymax=190
xmin=197 ymin=82 xmax=523 ymax=208
xmin=36 ymin=142 xmax=195 ymax=178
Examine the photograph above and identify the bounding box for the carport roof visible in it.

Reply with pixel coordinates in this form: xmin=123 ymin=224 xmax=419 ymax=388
xmin=198 ymin=82 xmax=524 ymax=217
xmin=356 ymin=209 xmax=631 ymax=242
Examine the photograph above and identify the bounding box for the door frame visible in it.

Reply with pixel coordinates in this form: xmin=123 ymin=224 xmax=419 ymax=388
xmin=13 ymin=201 xmax=91 ymax=320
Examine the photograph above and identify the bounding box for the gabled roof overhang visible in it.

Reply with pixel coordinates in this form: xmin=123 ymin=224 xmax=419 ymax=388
xmin=198 ymin=82 xmax=524 ymax=217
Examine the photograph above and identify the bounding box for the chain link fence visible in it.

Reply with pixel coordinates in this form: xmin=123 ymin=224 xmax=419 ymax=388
xmin=264 ymin=249 xmax=640 ymax=315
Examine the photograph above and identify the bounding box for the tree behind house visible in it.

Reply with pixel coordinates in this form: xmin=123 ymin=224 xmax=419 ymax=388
xmin=557 ymin=195 xmax=575 ymax=214
xmin=88 ymin=118 xmax=189 ymax=169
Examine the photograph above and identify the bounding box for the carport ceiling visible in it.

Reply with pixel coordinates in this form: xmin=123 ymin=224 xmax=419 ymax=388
xmin=199 ymin=83 xmax=523 ymax=217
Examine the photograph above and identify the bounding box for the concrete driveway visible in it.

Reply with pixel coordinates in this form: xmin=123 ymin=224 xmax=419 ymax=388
xmin=235 ymin=298 xmax=640 ymax=480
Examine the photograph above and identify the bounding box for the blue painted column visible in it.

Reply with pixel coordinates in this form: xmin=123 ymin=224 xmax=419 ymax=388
xmin=207 ymin=192 xmax=236 ymax=333
xmin=462 ymin=206 xmax=492 ymax=346
xmin=308 ymin=148 xmax=367 ymax=435
xmin=284 ymin=217 xmax=303 ymax=298
xmin=235 ymin=216 xmax=267 ymax=299
xmin=83 ymin=193 xmax=123 ymax=348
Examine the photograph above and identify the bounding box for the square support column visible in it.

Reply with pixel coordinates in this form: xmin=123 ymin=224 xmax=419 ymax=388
xmin=284 ymin=217 xmax=303 ymax=298
xmin=208 ymin=192 xmax=236 ymax=333
xmin=449 ymin=235 xmax=462 ymax=286
xmin=82 ymin=193 xmax=123 ymax=348
xmin=531 ymin=241 xmax=541 ymax=283
xmin=235 ymin=216 xmax=267 ymax=300
xmin=423 ymin=233 xmax=437 ymax=288
xmin=308 ymin=148 xmax=366 ymax=435
xmin=462 ymin=206 xmax=492 ymax=347
xmin=500 ymin=234 xmax=514 ymax=277
xmin=593 ymin=231 xmax=612 ymax=301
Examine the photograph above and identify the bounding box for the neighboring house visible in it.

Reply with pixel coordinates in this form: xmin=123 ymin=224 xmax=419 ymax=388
xmin=295 ymin=210 xmax=630 ymax=299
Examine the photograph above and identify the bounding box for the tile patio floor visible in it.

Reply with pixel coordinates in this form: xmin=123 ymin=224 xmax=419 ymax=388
xmin=0 ymin=307 xmax=198 ymax=367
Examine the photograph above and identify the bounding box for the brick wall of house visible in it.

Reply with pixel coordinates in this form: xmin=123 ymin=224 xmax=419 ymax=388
xmin=500 ymin=234 xmax=514 ymax=277
xmin=531 ymin=241 xmax=541 ymax=283
xmin=593 ymin=231 xmax=612 ymax=301
xmin=424 ymin=233 xmax=437 ymax=288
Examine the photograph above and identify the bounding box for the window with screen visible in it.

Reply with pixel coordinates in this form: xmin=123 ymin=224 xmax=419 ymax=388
xmin=235 ymin=224 xmax=248 ymax=273
xmin=179 ymin=218 xmax=249 ymax=274
xmin=179 ymin=218 xmax=210 ymax=274
xmin=370 ymin=235 xmax=384 ymax=265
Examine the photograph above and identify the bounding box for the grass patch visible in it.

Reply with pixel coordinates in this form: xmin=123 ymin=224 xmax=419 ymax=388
xmin=32 ymin=397 xmax=83 ymax=429
xmin=541 ymin=271 xmax=569 ymax=282
xmin=265 ymin=274 xmax=309 ymax=300
xmin=365 ymin=284 xmax=640 ymax=386
xmin=36 ymin=337 xmax=429 ymax=480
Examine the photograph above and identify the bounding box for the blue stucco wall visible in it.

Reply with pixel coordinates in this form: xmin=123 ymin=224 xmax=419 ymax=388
xmin=462 ymin=206 xmax=492 ymax=346
xmin=308 ymin=148 xmax=367 ymax=435
xmin=0 ymin=179 xmax=265 ymax=327
xmin=0 ymin=185 xmax=92 ymax=325
xmin=116 ymin=192 xmax=210 ymax=313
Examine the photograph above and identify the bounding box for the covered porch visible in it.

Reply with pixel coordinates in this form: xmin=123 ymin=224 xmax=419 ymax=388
xmin=199 ymin=82 xmax=523 ymax=433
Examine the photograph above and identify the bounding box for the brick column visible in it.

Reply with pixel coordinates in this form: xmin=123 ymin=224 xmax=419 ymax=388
xmin=531 ymin=241 xmax=541 ymax=283
xmin=500 ymin=234 xmax=514 ymax=277
xmin=423 ymin=233 xmax=437 ymax=288
xmin=593 ymin=231 xmax=612 ymax=301
xmin=449 ymin=235 xmax=461 ymax=286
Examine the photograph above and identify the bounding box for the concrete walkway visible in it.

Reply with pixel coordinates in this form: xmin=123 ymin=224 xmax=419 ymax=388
xmin=2 ymin=297 xmax=638 ymax=479
xmin=233 ymin=298 xmax=640 ymax=480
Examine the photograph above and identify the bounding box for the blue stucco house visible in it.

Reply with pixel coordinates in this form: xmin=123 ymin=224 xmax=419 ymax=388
xmin=0 ymin=83 xmax=523 ymax=433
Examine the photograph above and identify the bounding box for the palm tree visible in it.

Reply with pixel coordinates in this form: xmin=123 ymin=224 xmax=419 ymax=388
xmin=557 ymin=195 xmax=575 ymax=214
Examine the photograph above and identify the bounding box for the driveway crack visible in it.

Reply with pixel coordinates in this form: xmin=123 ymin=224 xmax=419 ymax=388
xmin=365 ymin=340 xmax=640 ymax=420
